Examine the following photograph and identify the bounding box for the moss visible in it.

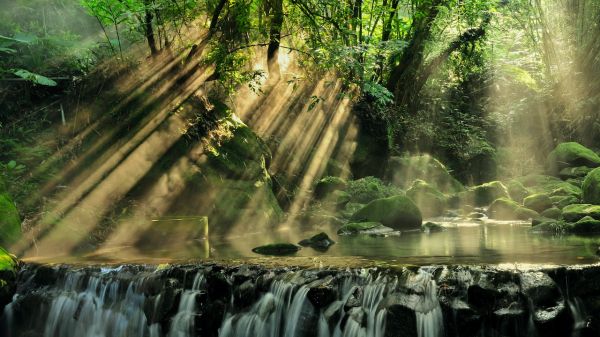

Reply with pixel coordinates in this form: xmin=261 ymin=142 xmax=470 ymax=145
xmin=350 ymin=195 xmax=422 ymax=230
xmin=550 ymin=195 xmax=579 ymax=209
xmin=385 ymin=155 xmax=464 ymax=193
xmin=583 ymin=167 xmax=600 ymax=204
xmin=531 ymin=220 xmax=570 ymax=234
xmin=572 ymin=216 xmax=600 ymax=234
xmin=488 ymin=198 xmax=539 ymax=220
xmin=465 ymin=181 xmax=510 ymax=207
xmin=523 ymin=193 xmax=553 ymax=213
xmin=345 ymin=176 xmax=402 ymax=204
xmin=0 ymin=194 xmax=21 ymax=245
xmin=406 ymin=180 xmax=447 ymax=218
xmin=504 ymin=180 xmax=530 ymax=203
xmin=540 ymin=207 xmax=562 ymax=220
xmin=0 ymin=247 xmax=16 ymax=272
xmin=314 ymin=176 xmax=347 ymax=199
xmin=548 ymin=142 xmax=600 ymax=173
xmin=559 ymin=166 xmax=592 ymax=180
xmin=562 ymin=204 xmax=600 ymax=222
xmin=517 ymin=174 xmax=582 ymax=199
xmin=252 ymin=243 xmax=300 ymax=256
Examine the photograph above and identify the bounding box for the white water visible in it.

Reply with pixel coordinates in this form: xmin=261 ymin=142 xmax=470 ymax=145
xmin=167 ymin=272 xmax=205 ymax=337
xmin=412 ymin=271 xmax=444 ymax=337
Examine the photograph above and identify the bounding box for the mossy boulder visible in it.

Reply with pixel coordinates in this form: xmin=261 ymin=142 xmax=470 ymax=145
xmin=548 ymin=142 xmax=600 ymax=173
xmin=531 ymin=220 xmax=571 ymax=234
xmin=314 ymin=177 xmax=347 ymax=199
xmin=298 ymin=232 xmax=335 ymax=251
xmin=504 ymin=180 xmax=530 ymax=203
xmin=337 ymin=222 xmax=394 ymax=235
xmin=559 ymin=166 xmax=592 ymax=180
xmin=350 ymin=195 xmax=422 ymax=230
xmin=488 ymin=198 xmax=539 ymax=220
xmin=384 ymin=155 xmax=464 ymax=194
xmin=540 ymin=207 xmax=562 ymax=220
xmin=0 ymin=194 xmax=21 ymax=245
xmin=571 ymin=216 xmax=600 ymax=234
xmin=550 ymin=195 xmax=579 ymax=209
xmin=406 ymin=180 xmax=447 ymax=218
xmin=463 ymin=181 xmax=510 ymax=207
xmin=562 ymin=204 xmax=600 ymax=222
xmin=517 ymin=174 xmax=582 ymax=199
xmin=345 ymin=176 xmax=402 ymax=204
xmin=252 ymin=243 xmax=300 ymax=256
xmin=582 ymin=167 xmax=600 ymax=205
xmin=523 ymin=194 xmax=553 ymax=213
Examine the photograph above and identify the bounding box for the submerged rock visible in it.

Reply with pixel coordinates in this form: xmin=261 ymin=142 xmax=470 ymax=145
xmin=350 ymin=195 xmax=422 ymax=230
xmin=583 ymin=167 xmax=600 ymax=205
xmin=298 ymin=232 xmax=335 ymax=251
xmin=251 ymin=243 xmax=300 ymax=256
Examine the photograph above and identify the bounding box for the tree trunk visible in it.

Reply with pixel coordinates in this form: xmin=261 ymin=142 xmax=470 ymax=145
xmin=144 ymin=0 xmax=159 ymax=56
xmin=267 ymin=0 xmax=284 ymax=78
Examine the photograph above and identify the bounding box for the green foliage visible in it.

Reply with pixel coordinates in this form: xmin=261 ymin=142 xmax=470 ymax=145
xmin=345 ymin=176 xmax=402 ymax=204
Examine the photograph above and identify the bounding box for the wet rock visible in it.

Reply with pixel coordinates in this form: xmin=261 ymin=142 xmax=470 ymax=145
xmin=350 ymin=195 xmax=422 ymax=231
xmin=298 ymin=232 xmax=335 ymax=251
xmin=440 ymin=298 xmax=480 ymax=337
xmin=468 ymin=212 xmax=486 ymax=219
xmin=206 ymin=270 xmax=232 ymax=301
xmin=252 ymin=243 xmax=301 ymax=256
xmin=323 ymin=300 xmax=344 ymax=325
xmin=144 ymin=279 xmax=183 ymax=325
xmin=383 ymin=293 xmax=418 ymax=337
xmin=233 ymin=280 xmax=257 ymax=308
xmin=337 ymin=222 xmax=395 ymax=235
xmin=422 ymin=222 xmax=445 ymax=233
xmin=307 ymin=277 xmax=338 ymax=309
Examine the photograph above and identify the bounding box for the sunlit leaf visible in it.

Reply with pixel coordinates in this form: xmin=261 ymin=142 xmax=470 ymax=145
xmin=13 ymin=69 xmax=58 ymax=87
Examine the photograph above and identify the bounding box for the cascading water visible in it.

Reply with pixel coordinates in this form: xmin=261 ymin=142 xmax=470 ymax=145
xmin=2 ymin=263 xmax=598 ymax=337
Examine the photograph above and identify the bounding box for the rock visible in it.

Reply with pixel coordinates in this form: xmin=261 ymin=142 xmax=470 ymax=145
xmin=331 ymin=190 xmax=351 ymax=207
xmin=583 ymin=167 xmax=600 ymax=204
xmin=550 ymin=195 xmax=579 ymax=209
xmin=468 ymin=212 xmax=486 ymax=219
xmin=233 ymin=280 xmax=257 ymax=308
xmin=517 ymin=174 xmax=582 ymax=199
xmin=345 ymin=176 xmax=402 ymax=204
xmin=523 ymin=193 xmax=553 ymax=213
xmin=341 ymin=202 xmax=366 ymax=219
xmin=252 ymin=243 xmax=300 ymax=256
xmin=541 ymin=207 xmax=562 ymax=220
xmin=463 ymin=181 xmax=510 ymax=207
xmin=350 ymin=195 xmax=422 ymax=230
xmin=572 ymin=216 xmax=600 ymax=234
xmin=314 ymin=177 xmax=347 ymax=199
xmin=0 ymin=247 xmax=17 ymax=313
xmin=488 ymin=198 xmax=539 ymax=220
xmin=505 ymin=180 xmax=530 ymax=203
xmin=597 ymin=247 xmax=600 ymax=256
xmin=0 ymin=194 xmax=20 ymax=245
xmin=298 ymin=232 xmax=335 ymax=251
xmin=337 ymin=222 xmax=395 ymax=235
xmin=406 ymin=180 xmax=447 ymax=218
xmin=548 ymin=142 xmax=600 ymax=173
xmin=307 ymin=277 xmax=338 ymax=309
xmin=531 ymin=220 xmax=570 ymax=233
xmin=562 ymin=204 xmax=600 ymax=222
xmin=559 ymin=166 xmax=592 ymax=180
xmin=383 ymin=293 xmax=418 ymax=337
xmin=384 ymin=154 xmax=465 ymax=194
xmin=422 ymin=222 xmax=445 ymax=233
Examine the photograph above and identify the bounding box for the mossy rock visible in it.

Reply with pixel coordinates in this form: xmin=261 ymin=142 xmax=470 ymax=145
xmin=464 ymin=181 xmax=510 ymax=207
xmin=488 ymin=198 xmax=539 ymax=220
xmin=350 ymin=195 xmax=422 ymax=230
xmin=562 ymin=204 xmax=600 ymax=222
xmin=252 ymin=243 xmax=300 ymax=256
xmin=406 ymin=180 xmax=447 ymax=218
xmin=0 ymin=247 xmax=17 ymax=312
xmin=341 ymin=202 xmax=366 ymax=219
xmin=0 ymin=194 xmax=21 ymax=245
xmin=337 ymin=222 xmax=394 ymax=235
xmin=331 ymin=190 xmax=351 ymax=207
xmin=540 ymin=207 xmax=562 ymax=220
xmin=314 ymin=177 xmax=347 ymax=199
xmin=517 ymin=175 xmax=582 ymax=199
xmin=523 ymin=194 xmax=553 ymax=213
xmin=550 ymin=195 xmax=579 ymax=209
xmin=571 ymin=216 xmax=600 ymax=234
xmin=422 ymin=222 xmax=445 ymax=233
xmin=531 ymin=220 xmax=571 ymax=234
xmin=548 ymin=142 xmax=600 ymax=173
xmin=583 ymin=167 xmax=600 ymax=205
xmin=504 ymin=180 xmax=530 ymax=203
xmin=559 ymin=166 xmax=592 ymax=180
xmin=345 ymin=176 xmax=402 ymax=204
xmin=0 ymin=247 xmax=16 ymax=272
xmin=298 ymin=232 xmax=335 ymax=251
xmin=385 ymin=155 xmax=464 ymax=193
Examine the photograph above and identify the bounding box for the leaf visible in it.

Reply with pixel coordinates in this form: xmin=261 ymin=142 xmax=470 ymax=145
xmin=13 ymin=69 xmax=58 ymax=87
xmin=0 ymin=33 xmax=38 ymax=44
xmin=0 ymin=47 xmax=16 ymax=54
xmin=7 ymin=161 xmax=16 ymax=169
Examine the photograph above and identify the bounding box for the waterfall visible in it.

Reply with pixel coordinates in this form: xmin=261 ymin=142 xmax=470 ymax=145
xmin=166 ymin=272 xmax=205 ymax=337
xmin=413 ymin=271 xmax=444 ymax=337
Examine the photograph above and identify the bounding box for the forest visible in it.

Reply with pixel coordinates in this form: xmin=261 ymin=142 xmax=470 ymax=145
xmin=1 ymin=0 xmax=600 ymax=336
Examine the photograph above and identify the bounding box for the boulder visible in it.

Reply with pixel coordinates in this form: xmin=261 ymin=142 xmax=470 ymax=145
xmin=251 ymin=243 xmax=300 ymax=256
xmin=550 ymin=195 xmax=579 ymax=209
xmin=583 ymin=167 xmax=600 ymax=204
xmin=488 ymin=198 xmax=539 ymax=220
xmin=572 ymin=216 xmax=600 ymax=234
xmin=384 ymin=154 xmax=464 ymax=194
xmin=350 ymin=195 xmax=422 ymax=230
xmin=559 ymin=166 xmax=592 ymax=180
xmin=463 ymin=181 xmax=510 ymax=207
xmin=548 ymin=142 xmax=600 ymax=173
xmin=504 ymin=180 xmax=530 ymax=203
xmin=314 ymin=177 xmax=347 ymax=199
xmin=540 ymin=207 xmax=562 ymax=220
xmin=0 ymin=194 xmax=21 ymax=245
xmin=517 ymin=175 xmax=582 ymax=198
xmin=406 ymin=180 xmax=447 ymax=218
xmin=298 ymin=232 xmax=336 ymax=251
xmin=523 ymin=193 xmax=553 ymax=213
xmin=337 ymin=222 xmax=395 ymax=235
xmin=562 ymin=204 xmax=600 ymax=222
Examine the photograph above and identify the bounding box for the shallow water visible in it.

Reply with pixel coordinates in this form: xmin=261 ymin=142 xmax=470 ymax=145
xmin=43 ymin=219 xmax=600 ymax=266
